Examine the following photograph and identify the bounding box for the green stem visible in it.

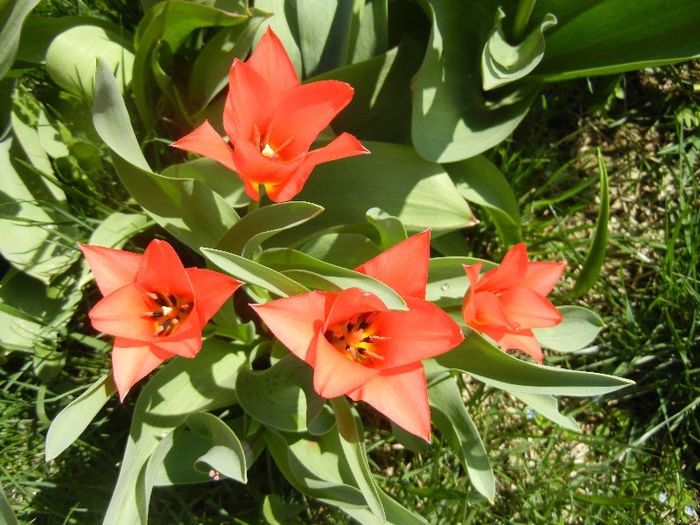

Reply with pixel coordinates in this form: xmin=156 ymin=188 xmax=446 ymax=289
xmin=512 ymin=0 xmax=536 ymax=42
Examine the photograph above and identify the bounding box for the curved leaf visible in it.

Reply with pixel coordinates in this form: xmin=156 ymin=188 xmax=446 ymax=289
xmin=435 ymin=332 xmax=633 ymax=396
xmin=426 ymin=256 xmax=497 ymax=305
xmin=0 ymin=0 xmax=41 ymax=80
xmin=161 ymin=157 xmax=247 ymax=208
xmin=532 ymin=306 xmax=605 ymax=353
xmin=508 ymin=391 xmax=580 ymax=432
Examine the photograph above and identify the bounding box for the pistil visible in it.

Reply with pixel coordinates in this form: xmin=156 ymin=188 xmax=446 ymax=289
xmin=141 ymin=289 xmax=193 ymax=337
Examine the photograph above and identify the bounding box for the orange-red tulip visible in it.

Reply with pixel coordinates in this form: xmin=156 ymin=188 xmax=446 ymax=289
xmin=252 ymin=231 xmax=464 ymax=441
xmin=462 ymin=243 xmax=565 ymax=363
xmin=171 ymin=27 xmax=368 ymax=203
xmin=79 ymin=240 xmax=241 ymax=400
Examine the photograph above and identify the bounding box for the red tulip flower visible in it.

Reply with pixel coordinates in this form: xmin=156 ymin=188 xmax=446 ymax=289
xmin=252 ymin=231 xmax=464 ymax=441
xmin=79 ymin=240 xmax=242 ymax=400
xmin=171 ymin=27 xmax=368 ymax=203
xmin=462 ymin=243 xmax=566 ymax=363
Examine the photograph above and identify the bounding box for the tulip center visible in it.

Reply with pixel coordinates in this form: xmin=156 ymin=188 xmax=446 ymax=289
xmin=141 ymin=290 xmax=194 ymax=337
xmin=252 ymin=122 xmax=293 ymax=160
xmin=324 ymin=311 xmax=388 ymax=367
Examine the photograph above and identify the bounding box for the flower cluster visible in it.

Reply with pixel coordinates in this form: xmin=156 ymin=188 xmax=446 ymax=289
xmin=80 ymin=28 xmax=566 ymax=441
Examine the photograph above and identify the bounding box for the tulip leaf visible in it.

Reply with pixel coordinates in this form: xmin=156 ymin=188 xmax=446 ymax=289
xmin=202 ymin=247 xmax=310 ymax=297
xmin=161 ymin=157 xmax=248 ymax=208
xmin=534 ymin=0 xmax=700 ymax=81
xmin=330 ymin=397 xmax=385 ymax=522
xmin=0 ymin=0 xmax=41 ymax=81
xmin=151 ymin=412 xmax=247 ymax=486
xmin=252 ymin=0 xmax=303 ymax=76
xmin=262 ymin=494 xmax=306 ymax=525
xmin=265 ymin=429 xmax=427 ymax=525
xmin=300 ymin=232 xmax=381 ymax=269
xmin=284 ymin=141 xmax=476 ymax=242
xmin=45 ymin=374 xmax=117 ymax=461
xmin=189 ymin=17 xmax=265 ymax=110
xmin=435 ymin=332 xmax=634 ymax=396
xmin=563 ymin=150 xmax=609 ymax=300
xmin=92 ymin=59 xmax=240 ymax=252
xmin=426 ymin=256 xmax=497 ymax=305
xmin=481 ymin=8 xmax=557 ymax=91
xmin=445 ymin=155 xmax=523 ymax=245
xmin=216 ymin=201 xmax=324 ymax=258
xmin=0 ymin=481 xmax=18 ymax=525
xmin=411 ymin=0 xmax=540 ymax=162
xmin=45 ymin=24 xmax=134 ymax=101
xmin=310 ymin=37 xmax=423 ymax=144
xmin=533 ymin=306 xmax=605 ymax=353
xmin=425 ymin=363 xmax=495 ymax=503
xmin=102 ymin=339 xmax=246 ymax=525
xmin=365 ymin=207 xmax=407 ymax=250
xmin=0 ymin=136 xmax=78 ymax=282
xmin=256 ymin=248 xmax=407 ymax=310
xmin=132 ymin=0 xmax=252 ymax=126
xmin=508 ymin=391 xmax=580 ymax=432
xmin=236 ymin=355 xmax=325 ymax=432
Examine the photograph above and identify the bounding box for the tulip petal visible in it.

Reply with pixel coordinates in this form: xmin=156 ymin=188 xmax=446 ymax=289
xmin=136 ymin=240 xmax=193 ymax=299
xmin=78 ymin=243 xmax=142 ymax=296
xmin=470 ymin=291 xmax=515 ymax=332
xmin=355 ymin=230 xmax=431 ymax=299
xmin=272 ymin=80 xmax=355 ymax=158
xmin=348 ymin=363 xmax=431 ymax=442
xmin=231 ymin=140 xmax=306 ymax=187
xmin=151 ymin=325 xmax=202 ymax=358
xmin=252 ymin=291 xmax=335 ymax=363
xmin=313 ymin=334 xmax=379 ymax=398
xmin=187 ymin=268 xmax=242 ymax=325
xmin=499 ymin=287 xmax=562 ymax=329
xmin=246 ymin=26 xmax=299 ymax=97
xmin=477 ymin=243 xmax=528 ymax=292
xmin=170 ymin=120 xmax=237 ymax=172
xmin=377 ymin=297 xmax=464 ymax=369
xmin=89 ymin=283 xmax=154 ymax=341
xmin=111 ymin=338 xmax=171 ymax=401
xmin=224 ymin=58 xmax=275 ymax=143
xmin=521 ymin=261 xmax=566 ymax=296
xmin=498 ymin=330 xmax=543 ymax=363
xmin=323 ymin=287 xmax=388 ymax=331
xmin=461 ymin=263 xmax=482 ymax=323
xmin=267 ymin=132 xmax=368 ymax=202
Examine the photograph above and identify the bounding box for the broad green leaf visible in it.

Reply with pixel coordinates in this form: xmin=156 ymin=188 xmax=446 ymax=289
xmin=216 ymin=202 xmax=324 ymax=258
xmin=0 ymin=481 xmax=19 ymax=525
xmin=0 ymin=0 xmax=41 ymax=80
xmin=481 ymin=8 xmax=556 ymax=90
xmin=151 ymin=413 xmax=247 ymax=486
xmin=45 ymin=24 xmax=134 ymax=101
xmin=92 ymin=59 xmax=239 ymax=251
xmin=534 ymin=0 xmax=700 ymax=81
xmin=0 ymin=137 xmax=77 ymax=282
xmin=161 ymin=157 xmax=247 ymax=208
xmin=202 ymin=247 xmax=309 ymax=297
xmin=365 ymin=207 xmax=406 ymax=250
xmin=445 ymin=155 xmax=522 ymax=245
xmin=425 ymin=363 xmax=495 ymax=503
xmin=256 ymin=248 xmax=407 ymax=310
xmin=435 ymin=332 xmax=633 ymax=396
xmin=425 ymin=256 xmax=496 ymax=305
xmin=283 ymin=141 xmax=476 ymax=243
xmin=300 ymin=232 xmax=380 ymax=269
xmin=330 ymin=397 xmax=385 ymax=522
xmin=412 ymin=0 xmax=540 ymax=162
xmin=132 ymin=0 xmax=251 ymax=126
xmin=345 ymin=0 xmax=388 ymax=64
xmin=296 ymin=0 xmax=354 ymax=77
xmin=103 ymin=339 xmax=246 ymax=525
xmin=236 ymin=355 xmax=325 ymax=432
xmin=310 ymin=38 xmax=423 ymax=144
xmin=189 ymin=17 xmax=265 ymax=110
xmin=563 ymin=150 xmax=609 ymax=299
xmin=533 ymin=306 xmax=605 ymax=353
xmin=45 ymin=374 xmax=117 ymax=461
xmin=509 ymin=391 xmax=580 ymax=432
xmin=262 ymin=494 xmax=305 ymax=525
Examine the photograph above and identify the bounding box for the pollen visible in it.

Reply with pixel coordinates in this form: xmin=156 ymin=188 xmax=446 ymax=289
xmin=324 ymin=311 xmax=388 ymax=367
xmin=141 ymin=289 xmax=194 ymax=337
xmin=261 ymin=144 xmax=275 ymax=157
